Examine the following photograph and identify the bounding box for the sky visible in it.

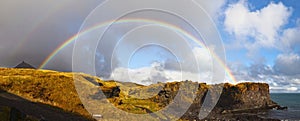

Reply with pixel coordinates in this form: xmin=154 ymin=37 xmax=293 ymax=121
xmin=0 ymin=0 xmax=300 ymax=93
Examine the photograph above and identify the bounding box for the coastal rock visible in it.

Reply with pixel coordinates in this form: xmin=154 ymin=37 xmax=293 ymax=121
xmin=215 ymin=83 xmax=276 ymax=111
xmin=148 ymin=82 xmax=282 ymax=120
xmin=135 ymin=81 xmax=282 ymax=120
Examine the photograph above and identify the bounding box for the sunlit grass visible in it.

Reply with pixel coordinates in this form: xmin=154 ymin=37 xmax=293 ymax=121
xmin=0 ymin=68 xmax=174 ymax=120
xmin=0 ymin=68 xmax=270 ymax=120
xmin=0 ymin=68 xmax=91 ymax=118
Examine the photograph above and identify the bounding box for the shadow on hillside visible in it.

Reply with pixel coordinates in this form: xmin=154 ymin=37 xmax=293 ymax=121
xmin=134 ymin=105 xmax=170 ymax=121
xmin=0 ymin=89 xmax=91 ymax=121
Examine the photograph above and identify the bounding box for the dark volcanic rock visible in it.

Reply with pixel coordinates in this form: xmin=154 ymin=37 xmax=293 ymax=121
xmin=92 ymin=80 xmax=283 ymax=120
xmin=198 ymin=83 xmax=282 ymax=120
xmin=149 ymin=82 xmax=282 ymax=121
xmin=215 ymin=83 xmax=277 ymax=112
xmin=102 ymin=86 xmax=121 ymax=98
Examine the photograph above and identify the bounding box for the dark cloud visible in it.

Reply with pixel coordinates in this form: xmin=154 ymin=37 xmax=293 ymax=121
xmin=0 ymin=0 xmax=102 ymax=69
xmin=1 ymin=0 xmax=225 ymax=82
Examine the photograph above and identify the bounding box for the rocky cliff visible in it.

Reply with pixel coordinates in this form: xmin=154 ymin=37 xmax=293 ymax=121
xmin=105 ymin=81 xmax=283 ymax=120
xmin=0 ymin=68 xmax=283 ymax=121
xmin=126 ymin=81 xmax=282 ymax=120
xmin=181 ymin=83 xmax=281 ymax=120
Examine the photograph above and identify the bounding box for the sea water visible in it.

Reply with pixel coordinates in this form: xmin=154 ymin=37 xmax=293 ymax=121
xmin=263 ymin=93 xmax=300 ymax=120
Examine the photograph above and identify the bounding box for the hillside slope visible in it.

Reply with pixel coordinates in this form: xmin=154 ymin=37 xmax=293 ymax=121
xmin=0 ymin=89 xmax=89 ymax=121
xmin=0 ymin=68 xmax=283 ymax=120
xmin=0 ymin=68 xmax=93 ymax=119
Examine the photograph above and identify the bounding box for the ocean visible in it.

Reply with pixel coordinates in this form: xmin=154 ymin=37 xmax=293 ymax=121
xmin=262 ymin=93 xmax=300 ymax=120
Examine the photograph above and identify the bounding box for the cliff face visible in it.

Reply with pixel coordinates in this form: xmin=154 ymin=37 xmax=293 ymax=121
xmin=216 ymin=83 xmax=276 ymax=111
xmin=0 ymin=68 xmax=282 ymax=120
xmin=117 ymin=81 xmax=280 ymax=120
xmin=143 ymin=82 xmax=280 ymax=120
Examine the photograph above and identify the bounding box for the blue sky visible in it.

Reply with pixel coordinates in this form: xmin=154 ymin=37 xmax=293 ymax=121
xmin=108 ymin=0 xmax=300 ymax=92
xmin=222 ymin=0 xmax=299 ymax=66
xmin=217 ymin=0 xmax=300 ymax=92
xmin=128 ymin=45 xmax=178 ymax=69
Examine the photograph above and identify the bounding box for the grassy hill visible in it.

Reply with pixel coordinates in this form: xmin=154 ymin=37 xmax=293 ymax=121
xmin=0 ymin=68 xmax=176 ymax=120
xmin=0 ymin=68 xmax=94 ymax=120
xmin=0 ymin=68 xmax=281 ymax=121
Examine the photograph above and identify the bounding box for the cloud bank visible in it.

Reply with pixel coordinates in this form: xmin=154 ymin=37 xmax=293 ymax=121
xmin=224 ymin=1 xmax=291 ymax=51
xmin=222 ymin=0 xmax=300 ymax=92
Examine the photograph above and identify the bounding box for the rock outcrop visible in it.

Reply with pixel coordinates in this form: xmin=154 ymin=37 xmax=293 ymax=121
xmin=216 ymin=83 xmax=277 ymax=111
xmin=0 ymin=68 xmax=284 ymax=120
xmin=181 ymin=82 xmax=282 ymax=120
xmin=110 ymin=81 xmax=283 ymax=120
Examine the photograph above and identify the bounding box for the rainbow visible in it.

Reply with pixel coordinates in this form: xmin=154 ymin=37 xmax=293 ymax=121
xmin=38 ymin=18 xmax=237 ymax=84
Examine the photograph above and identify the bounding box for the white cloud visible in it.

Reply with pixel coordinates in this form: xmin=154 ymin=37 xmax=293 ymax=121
xmin=110 ymin=47 xmax=214 ymax=85
xmin=227 ymin=60 xmax=300 ymax=93
xmin=163 ymin=47 xmax=212 ymax=73
xmin=291 ymin=79 xmax=300 ymax=85
xmin=286 ymin=87 xmax=298 ymax=91
xmin=111 ymin=65 xmax=166 ymax=85
xmin=110 ymin=66 xmax=212 ymax=86
xmin=280 ymin=24 xmax=300 ymax=52
xmin=193 ymin=0 xmax=226 ymax=19
xmin=274 ymin=53 xmax=300 ymax=75
xmin=270 ymin=86 xmax=298 ymax=93
xmin=224 ymin=1 xmax=291 ymax=48
xmin=192 ymin=47 xmax=212 ymax=71
xmin=220 ymin=1 xmax=300 ymax=93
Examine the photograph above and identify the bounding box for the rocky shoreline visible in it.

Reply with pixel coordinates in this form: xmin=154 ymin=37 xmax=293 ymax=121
xmin=99 ymin=80 xmax=287 ymax=120
xmin=177 ymin=82 xmax=286 ymax=121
